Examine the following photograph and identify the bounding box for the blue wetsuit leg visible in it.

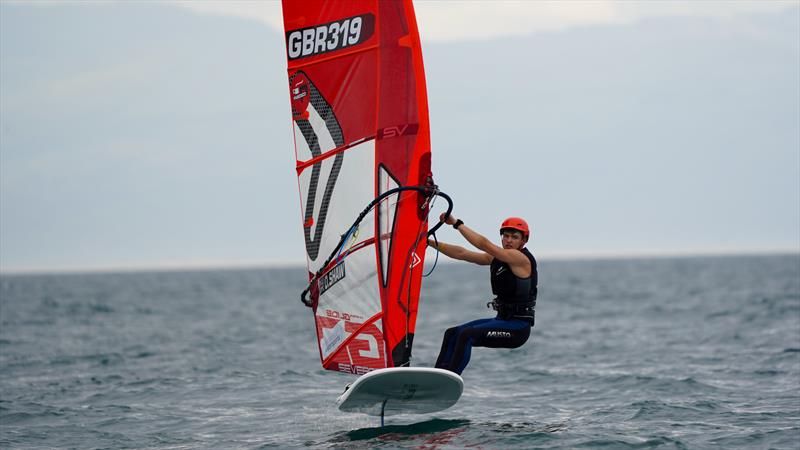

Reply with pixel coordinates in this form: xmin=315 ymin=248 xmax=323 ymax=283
xmin=446 ymin=317 xmax=531 ymax=375
xmin=434 ymin=318 xmax=493 ymax=370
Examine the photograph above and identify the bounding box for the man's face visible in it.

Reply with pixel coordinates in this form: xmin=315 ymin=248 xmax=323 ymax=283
xmin=501 ymin=230 xmax=525 ymax=249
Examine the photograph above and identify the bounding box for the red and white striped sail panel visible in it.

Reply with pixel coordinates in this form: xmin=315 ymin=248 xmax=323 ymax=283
xmin=282 ymin=0 xmax=432 ymax=374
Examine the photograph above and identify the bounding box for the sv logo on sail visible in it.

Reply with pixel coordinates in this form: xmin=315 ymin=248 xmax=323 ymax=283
xmin=378 ymin=123 xmax=419 ymax=139
xmin=286 ymin=14 xmax=375 ymax=60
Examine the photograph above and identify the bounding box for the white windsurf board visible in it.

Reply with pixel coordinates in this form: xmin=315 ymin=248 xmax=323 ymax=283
xmin=336 ymin=367 xmax=463 ymax=416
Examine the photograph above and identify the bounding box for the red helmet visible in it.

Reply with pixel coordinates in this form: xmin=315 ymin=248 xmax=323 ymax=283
xmin=500 ymin=217 xmax=530 ymax=238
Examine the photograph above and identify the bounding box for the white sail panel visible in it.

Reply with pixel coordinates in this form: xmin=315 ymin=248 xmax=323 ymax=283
xmin=296 ymin=140 xmax=375 ymax=272
xmin=316 ymin=247 xmax=382 ymax=360
xmin=378 ymin=166 xmax=400 ymax=285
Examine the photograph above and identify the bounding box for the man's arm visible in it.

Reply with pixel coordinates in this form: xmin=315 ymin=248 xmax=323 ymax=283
xmin=427 ymin=238 xmax=492 ymax=265
xmin=441 ymin=214 xmax=531 ymax=276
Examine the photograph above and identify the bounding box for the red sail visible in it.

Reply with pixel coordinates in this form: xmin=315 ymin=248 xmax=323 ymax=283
xmin=282 ymin=0 xmax=432 ymax=374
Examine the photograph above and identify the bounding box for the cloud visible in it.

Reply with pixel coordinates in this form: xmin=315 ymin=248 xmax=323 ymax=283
xmin=172 ymin=0 xmax=796 ymax=41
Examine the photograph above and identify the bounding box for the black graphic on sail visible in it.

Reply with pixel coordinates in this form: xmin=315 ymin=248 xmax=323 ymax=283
xmin=290 ymin=71 xmax=345 ymax=261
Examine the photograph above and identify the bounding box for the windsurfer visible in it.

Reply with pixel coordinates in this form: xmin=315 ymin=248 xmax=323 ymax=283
xmin=427 ymin=214 xmax=537 ymax=375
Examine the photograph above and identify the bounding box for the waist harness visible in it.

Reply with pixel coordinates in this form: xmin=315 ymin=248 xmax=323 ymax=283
xmin=487 ymin=300 xmax=535 ymax=323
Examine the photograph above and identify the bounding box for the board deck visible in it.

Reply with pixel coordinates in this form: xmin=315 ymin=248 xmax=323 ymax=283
xmin=336 ymin=367 xmax=463 ymax=416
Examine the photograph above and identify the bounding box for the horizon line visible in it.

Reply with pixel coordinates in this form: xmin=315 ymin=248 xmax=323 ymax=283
xmin=1 ymin=247 xmax=798 ymax=277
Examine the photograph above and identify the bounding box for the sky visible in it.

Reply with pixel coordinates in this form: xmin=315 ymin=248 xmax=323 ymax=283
xmin=0 ymin=1 xmax=798 ymax=273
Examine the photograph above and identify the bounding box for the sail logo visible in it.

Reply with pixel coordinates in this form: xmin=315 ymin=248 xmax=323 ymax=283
xmin=318 ymin=261 xmax=346 ymax=295
xmin=337 ymin=364 xmax=374 ymax=375
xmin=322 ymin=320 xmax=346 ymax=358
xmin=290 ymin=73 xmax=310 ymax=118
xmin=378 ymin=123 xmax=419 ymax=139
xmin=410 ymin=252 xmax=421 ymax=269
xmin=292 ymin=85 xmax=307 ymax=101
xmin=355 ymin=334 xmax=379 ymax=359
xmin=286 ymin=14 xmax=375 ymax=61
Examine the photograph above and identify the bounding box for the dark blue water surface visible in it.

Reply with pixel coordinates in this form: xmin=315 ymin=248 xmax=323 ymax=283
xmin=1 ymin=254 xmax=798 ymax=449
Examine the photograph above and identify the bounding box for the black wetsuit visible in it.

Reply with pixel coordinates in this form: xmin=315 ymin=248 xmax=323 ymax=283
xmin=435 ymin=248 xmax=537 ymax=374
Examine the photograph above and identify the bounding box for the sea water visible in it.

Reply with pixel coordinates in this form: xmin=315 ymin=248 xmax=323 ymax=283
xmin=1 ymin=254 xmax=798 ymax=449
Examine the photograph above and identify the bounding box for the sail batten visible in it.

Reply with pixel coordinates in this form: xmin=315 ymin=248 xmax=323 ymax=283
xmin=296 ymin=136 xmax=376 ymax=173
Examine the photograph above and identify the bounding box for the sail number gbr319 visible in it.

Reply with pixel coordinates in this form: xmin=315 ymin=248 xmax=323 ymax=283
xmin=286 ymin=14 xmax=375 ymax=61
